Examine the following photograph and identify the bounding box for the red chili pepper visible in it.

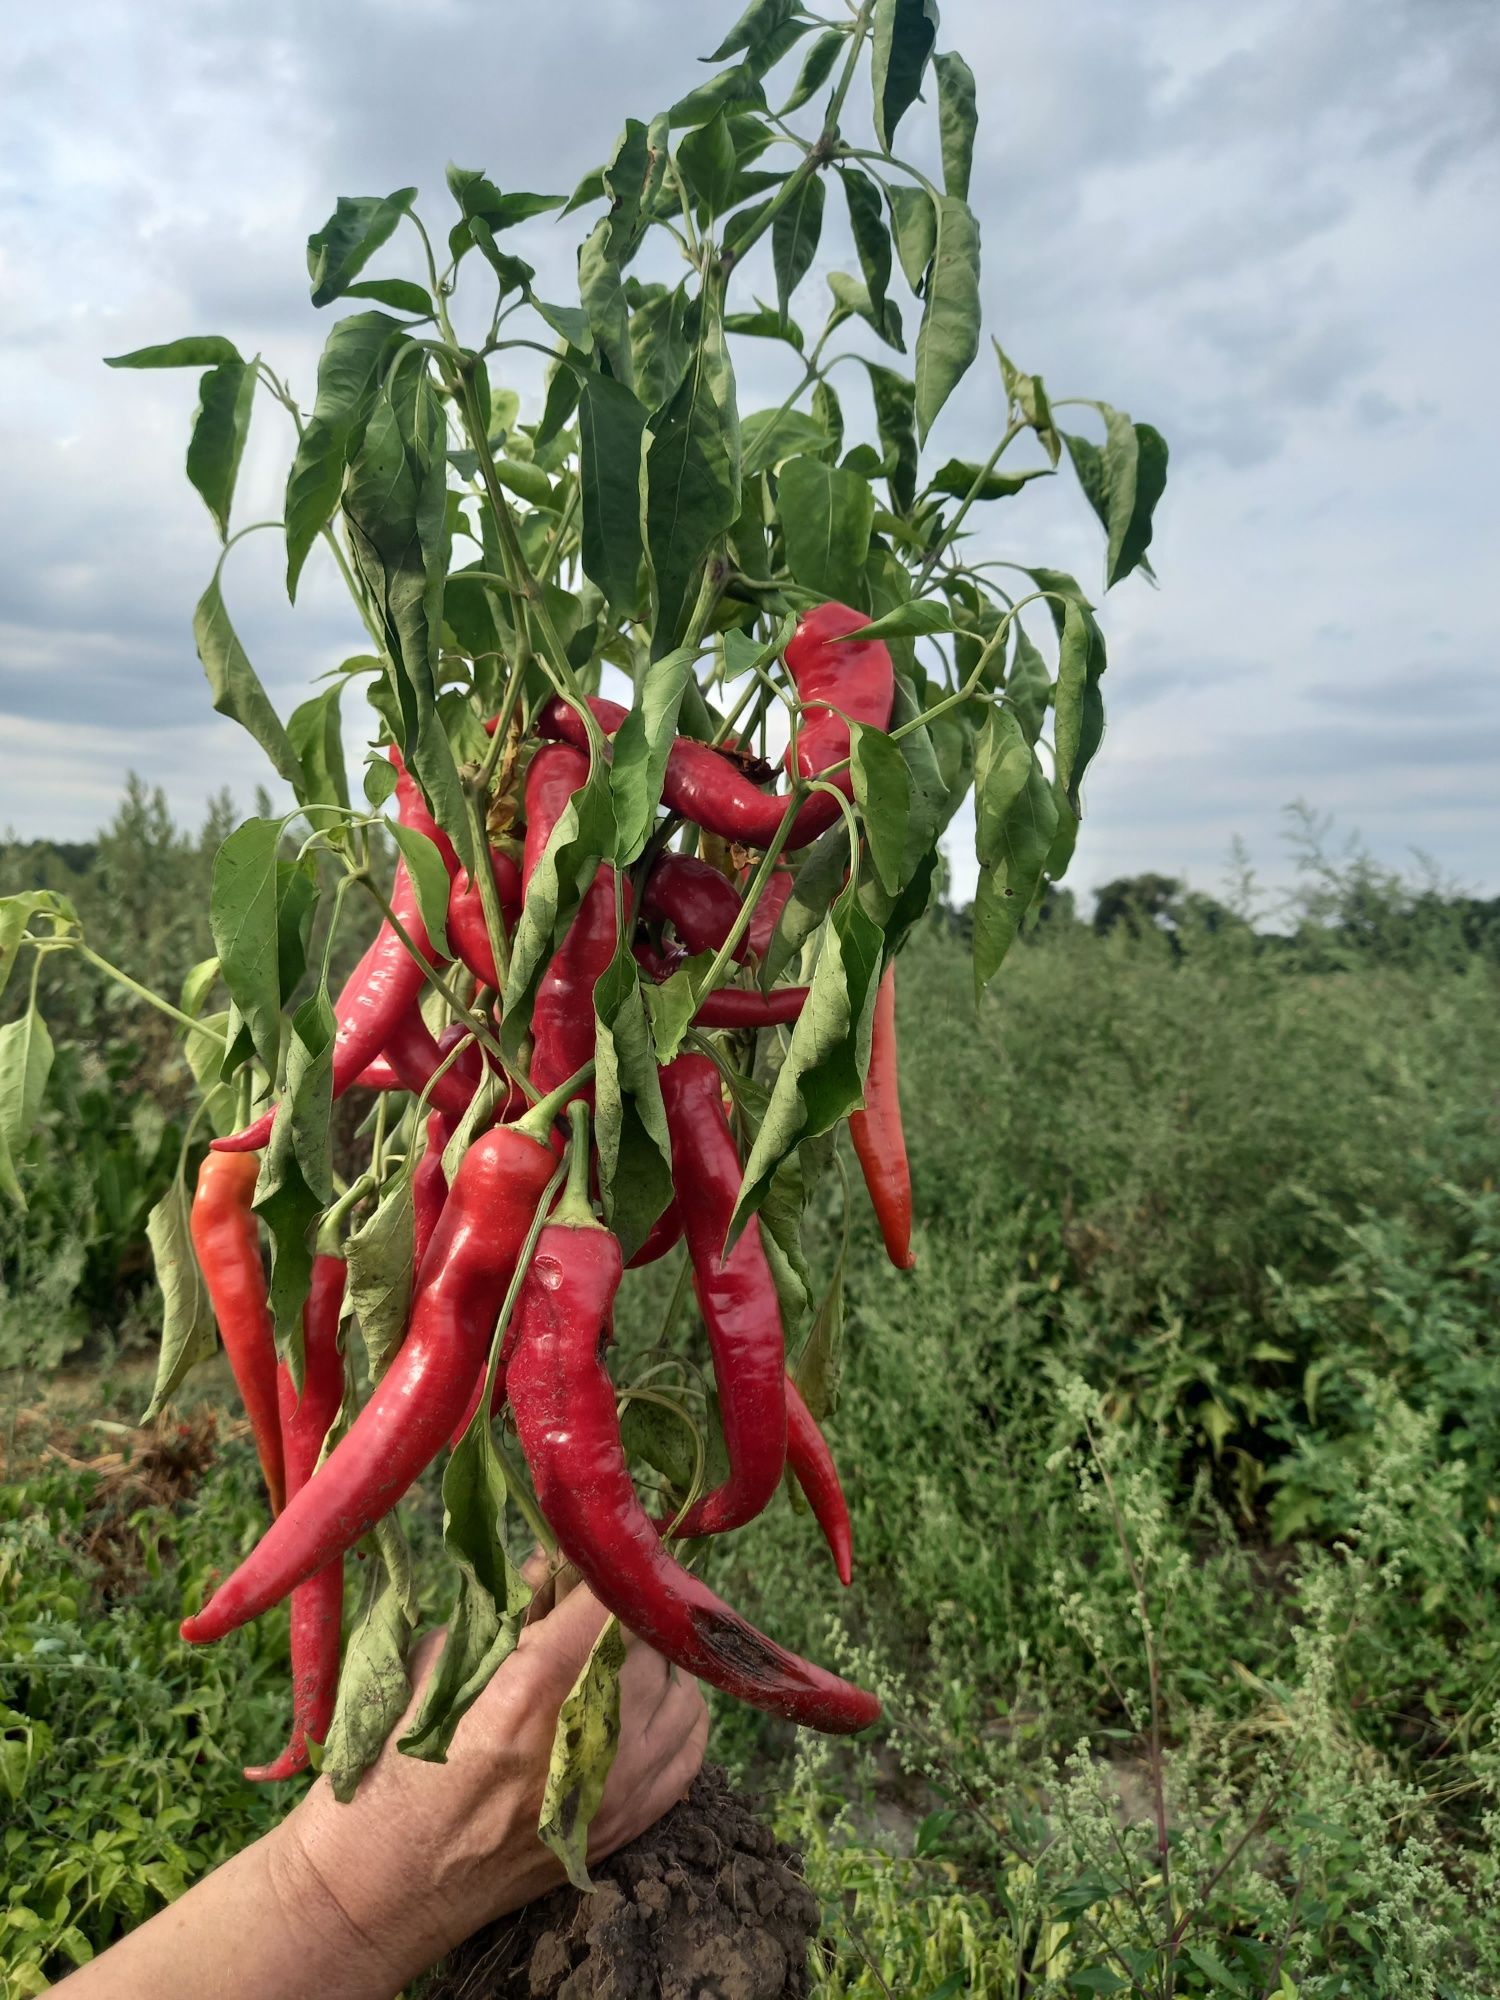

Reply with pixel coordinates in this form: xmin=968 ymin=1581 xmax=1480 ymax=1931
xmin=785 ymin=1376 xmax=853 ymax=1587
xmin=642 ymin=853 xmax=748 ymax=961
xmin=626 ymin=1199 xmax=683 ymax=1269
xmin=658 ymin=1054 xmax=786 ymax=1536
xmin=412 ymin=1111 xmax=455 ymax=1277
xmin=352 ymin=1049 xmax=401 ymax=1091
xmin=633 ymin=936 xmax=684 ymax=984
xmin=447 ymin=848 xmax=522 ymax=990
xmin=692 ymin=986 xmax=808 ymax=1030
xmin=213 ymin=858 xmax=439 ymax=1154
xmin=381 ymin=1007 xmax=482 ymax=1119
xmin=244 ymin=1252 xmax=346 ymax=1782
xmin=531 ymin=867 xmax=630 ymax=1099
xmin=190 ymin=1152 xmax=285 ymax=1515
xmin=389 ymin=744 xmax=459 ymax=878
xmin=522 ymin=742 xmax=591 ymax=896
xmin=744 ymin=859 xmax=794 ymax=962
xmin=181 ymin=1110 xmax=560 ymax=1645
xmin=849 ymin=964 xmax=915 ymax=1270
xmin=506 ymin=1111 xmax=879 ymax=1735
xmin=537 ymin=601 xmax=893 ymax=851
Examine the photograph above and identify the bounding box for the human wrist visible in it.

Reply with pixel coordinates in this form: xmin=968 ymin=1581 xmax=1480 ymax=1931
xmin=263 ymin=1807 xmax=434 ymax=2000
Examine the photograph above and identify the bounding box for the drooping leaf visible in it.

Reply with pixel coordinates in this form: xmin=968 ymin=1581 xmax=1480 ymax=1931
xmin=601 ymin=116 xmax=670 ymax=263
xmin=400 ymin=1420 xmax=531 ymax=1761
xmin=286 ymin=683 xmax=350 ymax=812
xmin=845 ymin=599 xmax=954 ymax=641
xmin=1064 ymin=407 xmax=1169 ymax=589
xmin=781 ymin=25 xmax=845 ymax=112
xmin=186 ymin=360 xmax=256 ymax=540
xmin=631 ymin=284 xmax=695 ymax=414
xmin=538 ymin=1616 xmax=627 ymax=1894
xmin=285 ymin=312 xmax=406 ymax=599
xmin=887 ymin=184 xmax=937 ymax=293
xmin=209 ymin=818 xmax=284 ymax=1079
xmin=255 ymin=988 xmax=335 ymax=1373
xmin=307 ymin=189 xmax=418 ymax=308
xmin=324 ymin=1537 xmax=417 ymax=1803
xmin=578 ymin=220 xmax=634 ymax=389
xmin=388 ymin=823 xmax=454 ymax=963
xmin=730 ymin=879 xmax=884 ymax=1245
xmin=1006 ymin=618 xmax=1051 ymax=747
xmin=925 ymin=458 xmax=1053 ymax=504
xmin=592 ymin=944 xmax=674 ymax=1263
xmin=971 ymin=706 xmax=1058 ymax=995
xmin=827 ymin=270 xmax=905 ymax=352
xmin=707 ymin=0 xmax=797 ymax=63
xmin=0 ymin=1004 xmax=53 ymax=1209
xmin=724 ymin=302 xmax=804 ymax=351
xmin=934 ymin=51 xmax=977 ymax=200
xmin=678 ymin=108 xmax=738 ymax=219
xmin=848 ymin=721 xmax=910 ymax=896
xmin=772 ymin=170 xmax=825 ymax=321
xmin=609 ymin=644 xmax=699 ymax=864
xmin=915 ymin=196 xmax=981 ymax=441
xmin=142 ymin=1176 xmax=217 ymax=1420
xmin=668 ymin=63 xmax=767 ymax=129
xmin=793 ymin=1233 xmax=845 ymax=1421
xmin=777 ymin=454 xmax=874 ymax=606
xmin=764 ymin=827 xmax=849 ymax=988
xmin=839 ymin=167 xmax=892 ymax=324
xmin=871 ymin=0 xmax=939 ymax=153
xmin=1053 ymin=598 xmax=1108 ymax=808
xmin=341 ymin=277 xmax=433 ymax=315
xmin=740 ymin=407 xmax=829 ymax=479
xmin=863 ymin=362 xmax=918 ymax=515
xmin=644 ymin=305 xmax=740 ymax=657
xmin=577 ymin=372 xmax=648 ymax=613
xmin=995 ymin=342 xmax=1062 ymax=465
xmin=346 ymin=1164 xmax=416 ymax=1384
xmin=194 ymin=572 xmax=306 ymax=793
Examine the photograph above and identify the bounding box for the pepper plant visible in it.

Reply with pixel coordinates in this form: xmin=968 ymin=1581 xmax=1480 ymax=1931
xmin=0 ymin=0 xmax=1166 ymax=1885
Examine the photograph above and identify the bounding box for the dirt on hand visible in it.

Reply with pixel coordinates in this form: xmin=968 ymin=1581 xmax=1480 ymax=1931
xmin=424 ymin=1763 xmax=820 ymax=2000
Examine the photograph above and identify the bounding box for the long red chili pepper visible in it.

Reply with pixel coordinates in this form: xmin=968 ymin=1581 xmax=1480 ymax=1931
xmin=531 ymin=870 xmax=630 ymax=1099
xmin=745 ymin=859 xmax=794 ymax=962
xmin=692 ymin=986 xmax=808 ymax=1029
xmin=244 ymin=1251 xmax=346 ymax=1782
xmin=447 ymin=848 xmax=522 ymax=990
xmin=507 ymin=1109 xmax=879 ymax=1734
xmin=381 ymin=1007 xmax=482 ymax=1119
xmin=785 ymin=1376 xmax=853 ymax=1587
xmin=411 ymin=1110 xmax=455 ymax=1278
xmin=190 ymin=1152 xmax=285 ymax=1515
xmin=537 ymin=601 xmax=893 ymax=851
xmin=658 ymin=1054 xmax=786 ymax=1536
xmin=181 ymin=1104 xmax=562 ymax=1645
xmin=849 ymin=964 xmax=915 ymax=1270
xmin=626 ymin=1199 xmax=683 ymax=1269
xmin=213 ymin=857 xmax=439 ymax=1154
xmin=522 ymin=742 xmax=590 ymax=896
xmin=389 ymin=744 xmax=459 ymax=878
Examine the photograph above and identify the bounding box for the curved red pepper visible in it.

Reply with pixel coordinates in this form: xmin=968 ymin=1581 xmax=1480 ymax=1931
xmin=506 ymin=1183 xmax=879 ymax=1734
xmin=785 ymin=1376 xmax=853 ymax=1587
xmin=382 ymin=1007 xmax=482 ymax=1120
xmin=522 ymin=742 xmax=590 ymax=896
xmin=745 ymin=860 xmax=794 ymax=963
xmin=447 ymin=848 xmax=522 ymax=990
xmin=849 ymin=964 xmax=915 ymax=1270
xmin=244 ymin=1252 xmax=347 ymax=1781
xmin=389 ymin=744 xmax=459 ymax=878
xmin=642 ymin=854 xmax=747 ymax=961
xmin=412 ymin=1110 xmax=455 ymax=1278
xmin=181 ymin=1119 xmax=558 ymax=1645
xmin=531 ymin=868 xmax=630 ymax=1099
xmin=692 ymin=986 xmax=808 ymax=1029
xmin=190 ymin=1151 xmax=285 ymax=1514
xmin=626 ymin=1199 xmax=684 ymax=1269
xmin=658 ymin=1054 xmax=786 ymax=1536
xmin=213 ymin=857 xmax=440 ymax=1154
xmin=537 ymin=601 xmax=893 ymax=852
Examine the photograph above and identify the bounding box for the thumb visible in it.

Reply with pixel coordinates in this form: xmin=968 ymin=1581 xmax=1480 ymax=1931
xmin=516 ymin=1575 xmax=612 ymax=1696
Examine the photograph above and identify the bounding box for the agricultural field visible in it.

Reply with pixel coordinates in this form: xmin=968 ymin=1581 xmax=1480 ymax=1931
xmin=5 ymin=807 xmax=1500 ymax=1998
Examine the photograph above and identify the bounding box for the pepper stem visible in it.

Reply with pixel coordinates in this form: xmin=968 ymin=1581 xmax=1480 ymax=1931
xmin=513 ymin=1060 xmax=596 ymax=1145
xmin=554 ymin=1099 xmax=600 ymax=1230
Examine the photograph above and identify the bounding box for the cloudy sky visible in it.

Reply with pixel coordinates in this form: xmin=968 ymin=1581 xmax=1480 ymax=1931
xmin=2 ymin=0 xmax=1496 ymax=911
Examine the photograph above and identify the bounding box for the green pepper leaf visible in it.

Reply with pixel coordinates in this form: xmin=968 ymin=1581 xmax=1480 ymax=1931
xmin=186 ymin=359 xmax=256 ymax=540
xmin=772 ymin=171 xmax=824 ymax=321
xmin=610 ymin=644 xmax=699 ymax=865
xmin=286 ymin=683 xmax=351 ymax=813
xmin=194 ymin=571 xmax=306 ymax=794
xmin=1064 ymin=406 xmax=1170 ymax=589
xmin=307 ymin=189 xmax=418 ymax=308
xmin=781 ymin=26 xmax=846 ymax=113
xmin=346 ymin=1163 xmax=417 ymax=1385
xmin=1006 ymin=618 xmax=1051 ymax=747
xmin=839 ymin=167 xmax=893 ymax=324
xmin=1053 ymin=598 xmax=1108 ymax=809
xmin=105 ymin=336 xmax=243 ymax=369
xmin=0 ymin=1002 xmax=53 ymax=1210
xmin=730 ymin=877 xmax=883 ymax=1247
xmin=285 ymin=312 xmax=406 ymax=599
xmin=400 ymin=1422 xmax=532 ymax=1762
xmin=934 ymin=51 xmax=977 ymax=200
xmin=678 ymin=108 xmax=739 ymax=219
xmin=848 ymin=721 xmax=909 ymax=896
xmin=388 ymin=822 xmax=454 ymax=964
xmin=210 ymin=818 xmax=284 ymax=1079
xmin=777 ymin=455 xmax=874 ymax=606
xmin=887 ymin=184 xmax=936 ymax=294
xmin=142 ymin=1174 xmax=217 ymax=1421
xmin=324 ymin=1532 xmax=417 ymax=1803
xmin=538 ymin=1616 xmax=628 ymax=1894
xmin=871 ymin=0 xmax=938 ymax=153
xmin=644 ymin=302 xmax=740 ymax=657
xmin=971 ymin=707 xmax=1059 ymax=996
xmin=863 ymin=361 xmax=919 ymax=516
xmin=254 ymin=987 xmax=335 ymax=1381
xmin=592 ymin=942 xmax=674 ymax=1263
xmin=915 ymin=196 xmax=981 ymax=442
xmin=577 ymin=372 xmax=648 ymax=614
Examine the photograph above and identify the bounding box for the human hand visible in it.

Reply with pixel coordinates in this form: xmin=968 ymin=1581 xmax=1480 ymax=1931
xmin=267 ymin=1566 xmax=709 ymax=1997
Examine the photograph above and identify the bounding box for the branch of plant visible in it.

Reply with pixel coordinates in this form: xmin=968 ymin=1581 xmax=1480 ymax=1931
xmin=915 ymin=418 xmax=1025 ymax=589
xmin=67 ymin=945 xmax=228 ymax=1046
